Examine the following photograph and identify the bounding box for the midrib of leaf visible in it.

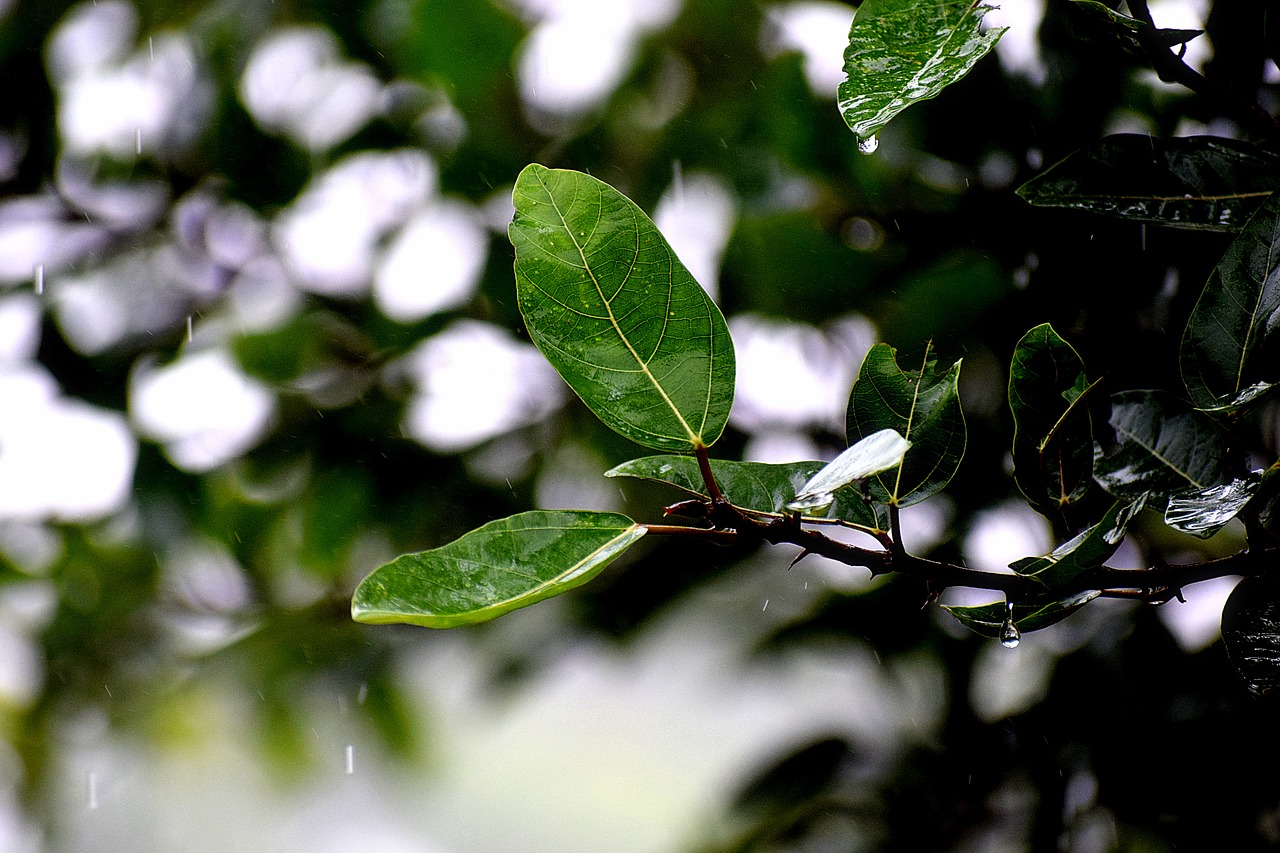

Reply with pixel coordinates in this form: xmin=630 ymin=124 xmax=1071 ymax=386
xmin=890 ymin=345 xmax=930 ymax=504
xmin=1114 ymin=421 xmax=1207 ymax=490
xmin=542 ymin=174 xmax=703 ymax=447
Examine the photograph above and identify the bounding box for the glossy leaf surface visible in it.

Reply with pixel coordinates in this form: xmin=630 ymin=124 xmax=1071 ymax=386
xmin=352 ymin=511 xmax=645 ymax=628
xmin=1180 ymin=192 xmax=1280 ymax=411
xmin=1093 ymin=390 xmax=1239 ymax=506
xmin=945 ymin=591 xmax=1100 ymax=639
xmin=847 ymin=343 xmax=965 ymax=507
xmin=1164 ymin=475 xmax=1261 ymax=538
xmin=606 ymin=456 xmax=888 ymax=532
xmin=510 ymin=164 xmax=735 ymax=451
xmin=837 ymin=0 xmax=1005 ymax=147
xmin=787 ymin=429 xmax=910 ymax=511
xmin=1222 ymin=575 xmax=1280 ymax=696
xmin=1008 ymin=323 xmax=1095 ymax=519
xmin=1010 ymin=497 xmax=1145 ymax=587
xmin=1072 ymin=1 xmax=1201 ymax=51
xmin=1017 ymin=135 xmax=1280 ymax=231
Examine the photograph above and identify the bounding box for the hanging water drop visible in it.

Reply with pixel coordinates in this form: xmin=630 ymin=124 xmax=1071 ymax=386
xmin=1000 ymin=600 xmax=1020 ymax=649
xmin=858 ymin=134 xmax=879 ymax=155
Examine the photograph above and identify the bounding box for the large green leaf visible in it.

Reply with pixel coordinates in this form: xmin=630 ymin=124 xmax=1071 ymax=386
xmin=1008 ymin=324 xmax=1095 ymax=519
xmin=1010 ymin=497 xmax=1145 ymax=588
xmin=1093 ymin=390 xmax=1240 ymax=507
xmin=1017 ymin=135 xmax=1280 ymax=232
xmin=351 ymin=511 xmax=645 ymax=628
xmin=837 ymin=0 xmax=1006 ymax=150
xmin=846 ymin=343 xmax=966 ymax=507
xmin=1180 ymin=192 xmax=1280 ymax=411
xmin=605 ymin=456 xmax=888 ymax=533
xmin=509 ymin=164 xmax=735 ymax=452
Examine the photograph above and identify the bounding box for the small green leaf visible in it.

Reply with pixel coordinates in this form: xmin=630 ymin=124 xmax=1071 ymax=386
xmin=1180 ymin=192 xmax=1280 ymax=411
xmin=605 ymin=456 xmax=888 ymax=533
xmin=352 ymin=511 xmax=645 ymax=628
xmin=1222 ymin=575 xmax=1280 ymax=696
xmin=1093 ymin=390 xmax=1241 ymax=507
xmin=1017 ymin=135 xmax=1280 ymax=231
xmin=1008 ymin=323 xmax=1096 ymax=520
xmin=1071 ymin=1 xmax=1202 ymax=51
xmin=787 ymin=429 xmax=910 ymax=511
xmin=847 ymin=343 xmax=966 ymax=507
xmin=837 ymin=0 xmax=1006 ymax=148
xmin=510 ymin=164 xmax=735 ymax=452
xmin=1010 ymin=497 xmax=1145 ymax=587
xmin=1164 ymin=475 xmax=1262 ymax=538
xmin=944 ymin=590 xmax=1101 ymax=639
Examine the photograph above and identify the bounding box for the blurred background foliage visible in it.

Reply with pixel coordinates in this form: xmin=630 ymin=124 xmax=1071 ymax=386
xmin=1 ymin=0 xmax=1278 ymax=850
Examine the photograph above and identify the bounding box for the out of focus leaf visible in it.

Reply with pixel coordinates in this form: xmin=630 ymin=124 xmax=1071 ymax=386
xmin=1017 ymin=135 xmax=1280 ymax=231
xmin=1222 ymin=575 xmax=1280 ymax=696
xmin=510 ymin=165 xmax=735 ymax=452
xmin=1093 ymin=390 xmax=1240 ymax=507
xmin=838 ymin=0 xmax=1006 ymax=148
xmin=352 ymin=511 xmax=645 ymax=628
xmin=1180 ymin=192 xmax=1280 ymax=411
xmin=1071 ymin=1 xmax=1202 ymax=51
xmin=847 ymin=343 xmax=965 ymax=507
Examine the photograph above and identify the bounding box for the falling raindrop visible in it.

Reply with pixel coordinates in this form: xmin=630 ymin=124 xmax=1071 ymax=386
xmin=186 ymin=315 xmax=193 ymax=342
xmin=762 ymin=598 xmax=769 ymax=612
xmin=1000 ymin=600 xmax=1021 ymax=649
xmin=345 ymin=744 xmax=355 ymax=775
xmin=88 ymin=772 xmax=99 ymax=810
xmin=34 ymin=264 xmax=44 ymax=295
xmin=357 ymin=682 xmax=368 ymax=705
xmin=858 ymin=134 xmax=879 ymax=155
xmin=136 ymin=128 xmax=142 ymax=156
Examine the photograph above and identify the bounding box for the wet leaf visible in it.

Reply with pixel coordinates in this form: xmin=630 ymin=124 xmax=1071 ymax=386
xmin=1222 ymin=575 xmax=1280 ymax=697
xmin=837 ymin=0 xmax=1006 ymax=148
xmin=606 ymin=456 xmax=889 ymax=532
xmin=787 ymin=429 xmax=910 ymax=511
xmin=1010 ymin=497 xmax=1146 ymax=587
xmin=1093 ymin=390 xmax=1241 ymax=507
xmin=1164 ymin=475 xmax=1263 ymax=538
xmin=1180 ymin=192 xmax=1280 ymax=411
xmin=944 ymin=590 xmax=1101 ymax=639
xmin=510 ymin=164 xmax=735 ymax=452
xmin=847 ymin=343 xmax=966 ymax=507
xmin=1017 ymin=135 xmax=1280 ymax=231
xmin=351 ymin=511 xmax=645 ymax=628
xmin=1071 ymin=1 xmax=1202 ymax=51
xmin=1008 ymin=323 xmax=1095 ymax=519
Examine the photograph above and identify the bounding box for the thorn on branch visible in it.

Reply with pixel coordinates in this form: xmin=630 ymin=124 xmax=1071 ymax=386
xmin=788 ymin=549 xmax=812 ymax=569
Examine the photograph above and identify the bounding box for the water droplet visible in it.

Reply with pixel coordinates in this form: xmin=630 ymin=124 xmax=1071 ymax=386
xmin=858 ymin=134 xmax=879 ymax=155
xmin=1000 ymin=600 xmax=1021 ymax=649
xmin=762 ymin=598 xmax=769 ymax=612
xmin=186 ymin=315 xmax=193 ymax=342
xmin=136 ymin=128 xmax=142 ymax=156
xmin=357 ymin=683 xmax=368 ymax=705
xmin=34 ymin=264 xmax=43 ymax=295
xmin=345 ymin=744 xmax=355 ymax=775
xmin=88 ymin=772 xmax=99 ymax=810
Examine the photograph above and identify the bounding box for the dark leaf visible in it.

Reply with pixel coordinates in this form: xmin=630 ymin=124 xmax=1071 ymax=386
xmin=1222 ymin=575 xmax=1280 ymax=697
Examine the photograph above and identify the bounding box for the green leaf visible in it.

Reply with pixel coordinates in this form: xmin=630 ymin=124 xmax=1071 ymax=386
xmin=1164 ymin=475 xmax=1262 ymax=538
xmin=944 ymin=590 xmax=1101 ymax=639
xmin=605 ymin=456 xmax=889 ymax=533
xmin=1093 ymin=390 xmax=1241 ymax=507
xmin=509 ymin=164 xmax=735 ymax=452
xmin=1017 ymin=135 xmax=1280 ymax=231
xmin=1008 ymin=324 xmax=1096 ymax=519
xmin=1010 ymin=497 xmax=1145 ymax=587
xmin=1180 ymin=192 xmax=1280 ymax=411
xmin=847 ymin=343 xmax=966 ymax=507
xmin=837 ymin=0 xmax=1006 ymax=149
xmin=1222 ymin=575 xmax=1280 ymax=697
xmin=351 ymin=511 xmax=645 ymax=628
xmin=787 ymin=429 xmax=910 ymax=511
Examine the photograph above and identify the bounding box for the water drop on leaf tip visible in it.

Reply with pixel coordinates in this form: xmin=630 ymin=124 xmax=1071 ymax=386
xmin=858 ymin=135 xmax=879 ymax=155
xmin=1000 ymin=600 xmax=1020 ymax=648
